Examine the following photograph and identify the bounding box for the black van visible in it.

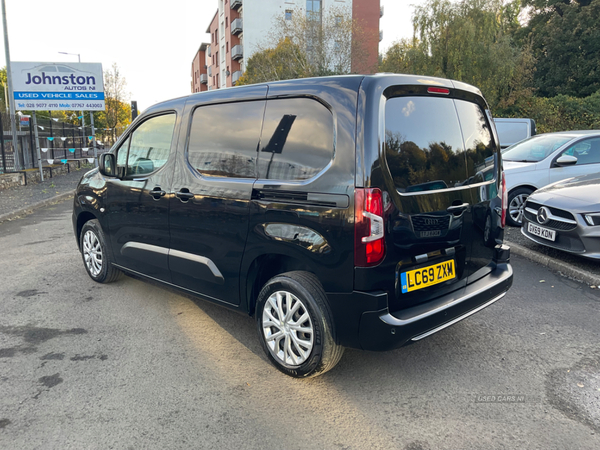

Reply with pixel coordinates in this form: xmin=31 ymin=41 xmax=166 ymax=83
xmin=73 ymin=75 xmax=513 ymax=377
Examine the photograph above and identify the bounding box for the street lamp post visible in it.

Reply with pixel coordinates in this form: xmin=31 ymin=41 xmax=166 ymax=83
xmin=2 ymin=0 xmax=22 ymax=170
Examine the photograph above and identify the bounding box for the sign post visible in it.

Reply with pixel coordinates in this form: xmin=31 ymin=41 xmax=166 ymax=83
xmin=90 ymin=112 xmax=98 ymax=168
xmin=31 ymin=112 xmax=44 ymax=181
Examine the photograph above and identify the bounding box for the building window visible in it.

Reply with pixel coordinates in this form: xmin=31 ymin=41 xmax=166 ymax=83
xmin=216 ymin=51 xmax=219 ymax=66
xmin=285 ymin=10 xmax=292 ymax=21
xmin=306 ymin=0 xmax=322 ymax=21
xmin=226 ymin=17 xmax=228 ymax=28
xmin=226 ymin=42 xmax=229 ymax=53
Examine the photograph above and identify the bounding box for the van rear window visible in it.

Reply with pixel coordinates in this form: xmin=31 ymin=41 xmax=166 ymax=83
xmin=385 ymin=96 xmax=496 ymax=192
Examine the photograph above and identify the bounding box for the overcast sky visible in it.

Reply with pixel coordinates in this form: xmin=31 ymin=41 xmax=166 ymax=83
xmin=1 ymin=0 xmax=421 ymax=113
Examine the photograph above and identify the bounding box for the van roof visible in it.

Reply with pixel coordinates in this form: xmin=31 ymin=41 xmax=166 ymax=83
xmin=147 ymin=74 xmax=485 ymax=114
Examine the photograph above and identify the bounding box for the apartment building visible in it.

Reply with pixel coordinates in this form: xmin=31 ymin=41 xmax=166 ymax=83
xmin=191 ymin=0 xmax=382 ymax=92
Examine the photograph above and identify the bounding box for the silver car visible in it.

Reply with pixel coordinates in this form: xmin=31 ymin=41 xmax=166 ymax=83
xmin=521 ymin=173 xmax=600 ymax=259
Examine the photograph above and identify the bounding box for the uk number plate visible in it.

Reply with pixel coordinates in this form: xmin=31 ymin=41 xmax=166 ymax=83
xmin=401 ymin=260 xmax=456 ymax=294
xmin=527 ymin=222 xmax=556 ymax=241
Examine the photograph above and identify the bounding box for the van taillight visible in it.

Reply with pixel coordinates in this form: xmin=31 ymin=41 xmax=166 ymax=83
xmin=355 ymin=188 xmax=385 ymax=267
xmin=500 ymin=172 xmax=507 ymax=228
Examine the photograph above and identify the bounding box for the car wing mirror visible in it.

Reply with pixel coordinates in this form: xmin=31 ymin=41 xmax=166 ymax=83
xmin=99 ymin=153 xmax=118 ymax=177
xmin=555 ymin=155 xmax=577 ymax=167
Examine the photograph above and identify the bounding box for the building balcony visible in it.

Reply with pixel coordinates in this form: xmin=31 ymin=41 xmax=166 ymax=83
xmin=207 ymin=45 xmax=211 ymax=57
xmin=379 ymin=30 xmax=383 ymax=42
xmin=380 ymin=5 xmax=384 ymax=18
xmin=208 ymin=66 xmax=212 ymax=77
xmin=232 ymin=70 xmax=242 ymax=85
xmin=231 ymin=18 xmax=243 ymax=35
xmin=231 ymin=0 xmax=242 ymax=10
xmin=200 ymin=74 xmax=208 ymax=84
xmin=232 ymin=44 xmax=243 ymax=60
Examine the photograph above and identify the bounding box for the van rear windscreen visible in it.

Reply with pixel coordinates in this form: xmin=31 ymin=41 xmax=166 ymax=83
xmin=384 ymin=96 xmax=497 ymax=193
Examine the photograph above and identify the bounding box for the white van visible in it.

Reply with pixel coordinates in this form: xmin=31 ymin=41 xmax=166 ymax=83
xmin=494 ymin=118 xmax=536 ymax=149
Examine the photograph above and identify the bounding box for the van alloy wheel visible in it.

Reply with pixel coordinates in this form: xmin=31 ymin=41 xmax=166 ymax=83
xmin=83 ymin=230 xmax=103 ymax=277
xmin=262 ymin=290 xmax=314 ymax=366
xmin=79 ymin=219 xmax=122 ymax=283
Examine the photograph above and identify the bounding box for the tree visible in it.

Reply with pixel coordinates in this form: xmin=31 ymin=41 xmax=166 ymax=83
xmin=237 ymin=38 xmax=311 ymax=85
xmin=238 ymin=5 xmax=368 ymax=85
xmin=518 ymin=0 xmax=600 ymax=97
xmin=380 ymin=0 xmax=534 ymax=111
xmin=99 ymin=63 xmax=131 ymax=144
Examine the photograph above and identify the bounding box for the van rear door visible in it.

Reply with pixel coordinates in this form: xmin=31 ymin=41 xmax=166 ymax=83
xmin=359 ymin=87 xmax=500 ymax=313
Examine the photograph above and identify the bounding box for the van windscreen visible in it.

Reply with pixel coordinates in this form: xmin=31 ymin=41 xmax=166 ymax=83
xmin=384 ymin=96 xmax=496 ymax=192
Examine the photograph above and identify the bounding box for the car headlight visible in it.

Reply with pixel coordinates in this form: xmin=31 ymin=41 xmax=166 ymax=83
xmin=583 ymin=213 xmax=600 ymax=226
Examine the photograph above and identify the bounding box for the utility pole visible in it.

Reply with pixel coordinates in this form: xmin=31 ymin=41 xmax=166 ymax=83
xmin=2 ymin=0 xmax=21 ymax=170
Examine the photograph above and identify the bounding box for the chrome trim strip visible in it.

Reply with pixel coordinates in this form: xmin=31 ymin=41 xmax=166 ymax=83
xmin=168 ymin=249 xmax=224 ymax=282
xmin=548 ymin=214 xmax=577 ymax=225
xmin=524 ymin=207 xmax=577 ymax=225
xmin=410 ymin=293 xmax=506 ymax=341
xmin=121 ymin=242 xmax=169 ymax=255
xmin=121 ymin=242 xmax=225 ymax=282
xmin=381 ymin=264 xmax=513 ymax=326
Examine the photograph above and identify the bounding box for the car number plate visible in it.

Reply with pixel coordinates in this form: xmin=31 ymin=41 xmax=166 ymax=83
xmin=401 ymin=260 xmax=456 ymax=294
xmin=527 ymin=222 xmax=556 ymax=241
xmin=420 ymin=230 xmax=441 ymax=238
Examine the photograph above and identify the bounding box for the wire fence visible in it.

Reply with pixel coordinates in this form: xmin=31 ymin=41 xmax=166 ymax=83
xmin=1 ymin=112 xmax=109 ymax=174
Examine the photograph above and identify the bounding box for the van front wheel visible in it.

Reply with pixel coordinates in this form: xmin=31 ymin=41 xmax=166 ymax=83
xmin=256 ymin=271 xmax=344 ymax=378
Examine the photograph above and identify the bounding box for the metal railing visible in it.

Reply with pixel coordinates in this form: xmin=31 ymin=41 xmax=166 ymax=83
xmin=1 ymin=112 xmax=108 ymax=174
xmin=232 ymin=70 xmax=242 ymax=85
xmin=232 ymin=44 xmax=243 ymax=60
xmin=231 ymin=18 xmax=243 ymax=35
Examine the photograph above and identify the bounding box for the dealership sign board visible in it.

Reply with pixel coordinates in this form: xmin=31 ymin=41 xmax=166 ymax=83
xmin=11 ymin=62 xmax=105 ymax=111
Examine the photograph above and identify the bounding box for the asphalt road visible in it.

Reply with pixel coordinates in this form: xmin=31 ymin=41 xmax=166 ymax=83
xmin=1 ymin=200 xmax=599 ymax=450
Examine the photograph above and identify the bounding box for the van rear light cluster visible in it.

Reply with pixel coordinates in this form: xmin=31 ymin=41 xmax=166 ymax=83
xmin=355 ymin=188 xmax=385 ymax=267
xmin=500 ymin=172 xmax=507 ymax=228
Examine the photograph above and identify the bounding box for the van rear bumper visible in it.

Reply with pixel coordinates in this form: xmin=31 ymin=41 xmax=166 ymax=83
xmin=356 ymin=262 xmax=513 ymax=351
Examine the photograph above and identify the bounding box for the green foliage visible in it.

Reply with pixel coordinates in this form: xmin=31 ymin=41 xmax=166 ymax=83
xmin=380 ymin=0 xmax=533 ymax=110
xmin=499 ymin=91 xmax=600 ymax=133
xmin=518 ymin=0 xmax=600 ymax=97
xmin=237 ymin=39 xmax=311 ymax=85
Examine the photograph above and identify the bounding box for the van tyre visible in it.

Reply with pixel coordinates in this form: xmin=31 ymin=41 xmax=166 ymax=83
xmin=507 ymin=187 xmax=533 ymax=227
xmin=80 ymin=219 xmax=122 ymax=283
xmin=256 ymin=271 xmax=344 ymax=378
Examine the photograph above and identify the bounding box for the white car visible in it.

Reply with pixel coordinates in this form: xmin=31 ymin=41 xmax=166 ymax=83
xmin=503 ymin=130 xmax=600 ymax=226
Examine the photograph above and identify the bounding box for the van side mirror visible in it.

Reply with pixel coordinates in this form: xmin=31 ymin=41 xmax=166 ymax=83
xmin=555 ymin=155 xmax=578 ymax=167
xmin=99 ymin=153 xmax=117 ymax=177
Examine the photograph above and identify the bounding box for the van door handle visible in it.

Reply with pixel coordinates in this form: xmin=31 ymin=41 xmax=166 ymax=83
xmin=447 ymin=203 xmax=470 ymax=213
xmin=150 ymin=187 xmax=166 ymax=199
xmin=176 ymin=189 xmax=195 ymax=202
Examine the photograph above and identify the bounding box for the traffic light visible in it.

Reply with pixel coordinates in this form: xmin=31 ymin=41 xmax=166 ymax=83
xmin=131 ymin=101 xmax=138 ymax=121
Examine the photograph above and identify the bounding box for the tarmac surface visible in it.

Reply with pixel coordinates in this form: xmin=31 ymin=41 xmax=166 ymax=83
xmin=0 ymin=167 xmax=90 ymax=218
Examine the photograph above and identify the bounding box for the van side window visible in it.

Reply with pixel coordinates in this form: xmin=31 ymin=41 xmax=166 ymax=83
xmin=188 ymin=101 xmax=265 ymax=178
xmin=258 ymin=98 xmax=334 ymax=181
xmin=116 ymin=114 xmax=177 ymax=177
